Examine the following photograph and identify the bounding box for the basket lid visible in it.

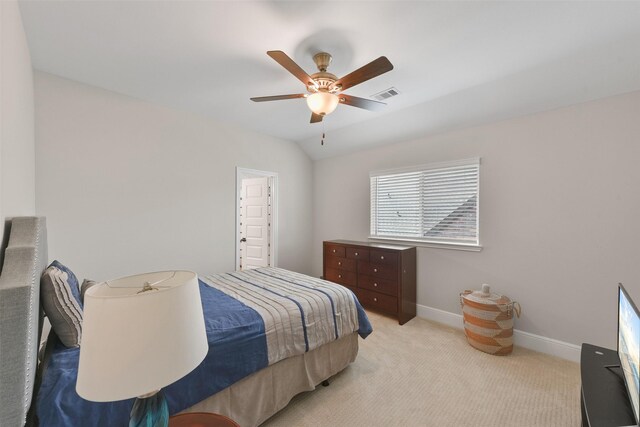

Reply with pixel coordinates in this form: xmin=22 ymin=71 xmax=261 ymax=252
xmin=462 ymin=284 xmax=512 ymax=306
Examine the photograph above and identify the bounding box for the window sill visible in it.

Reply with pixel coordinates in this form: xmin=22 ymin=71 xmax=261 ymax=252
xmin=367 ymin=236 xmax=483 ymax=252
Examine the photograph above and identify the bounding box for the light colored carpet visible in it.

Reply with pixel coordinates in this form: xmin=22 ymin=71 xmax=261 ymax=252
xmin=261 ymin=311 xmax=580 ymax=427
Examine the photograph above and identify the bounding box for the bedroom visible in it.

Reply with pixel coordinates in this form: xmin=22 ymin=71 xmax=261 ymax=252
xmin=1 ymin=0 xmax=639 ymax=426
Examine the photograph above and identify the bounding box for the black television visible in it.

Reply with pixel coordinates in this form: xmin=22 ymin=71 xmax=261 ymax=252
xmin=619 ymin=283 xmax=640 ymax=425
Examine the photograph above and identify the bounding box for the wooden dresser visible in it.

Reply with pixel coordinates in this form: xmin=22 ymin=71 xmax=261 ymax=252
xmin=323 ymin=240 xmax=417 ymax=325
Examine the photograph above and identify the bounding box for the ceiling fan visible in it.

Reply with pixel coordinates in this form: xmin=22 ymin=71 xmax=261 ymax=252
xmin=250 ymin=51 xmax=394 ymax=123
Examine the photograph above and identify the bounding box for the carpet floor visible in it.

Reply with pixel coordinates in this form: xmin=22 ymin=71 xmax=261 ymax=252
xmin=260 ymin=311 xmax=580 ymax=427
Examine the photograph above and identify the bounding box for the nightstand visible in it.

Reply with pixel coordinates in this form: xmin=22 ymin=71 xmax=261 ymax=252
xmin=169 ymin=412 xmax=241 ymax=427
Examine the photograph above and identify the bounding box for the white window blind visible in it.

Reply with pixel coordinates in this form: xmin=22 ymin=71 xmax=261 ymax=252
xmin=370 ymin=159 xmax=480 ymax=246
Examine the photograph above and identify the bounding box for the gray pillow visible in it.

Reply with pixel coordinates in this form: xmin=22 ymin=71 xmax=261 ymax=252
xmin=40 ymin=261 xmax=83 ymax=348
xmin=80 ymin=279 xmax=97 ymax=303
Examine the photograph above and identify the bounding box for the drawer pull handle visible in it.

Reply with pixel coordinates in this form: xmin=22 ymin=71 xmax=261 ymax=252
xmin=380 ymin=255 xmax=385 ymax=260
xmin=374 ymin=283 xmax=378 ymax=287
xmin=338 ymin=262 xmax=342 ymax=266
xmin=332 ymin=249 xmax=336 ymax=253
xmin=355 ymin=252 xmax=359 ymax=256
xmin=338 ymin=274 xmax=342 ymax=279
xmin=373 ymin=268 xmax=378 ymax=273
xmin=373 ymin=297 xmax=378 ymax=302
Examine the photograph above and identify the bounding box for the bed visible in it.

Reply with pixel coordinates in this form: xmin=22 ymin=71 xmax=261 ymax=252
xmin=0 ymin=217 xmax=372 ymax=427
xmin=0 ymin=217 xmax=48 ymax=427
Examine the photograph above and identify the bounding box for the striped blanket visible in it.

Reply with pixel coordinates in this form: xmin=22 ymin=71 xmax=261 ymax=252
xmin=203 ymin=267 xmax=372 ymax=365
xmin=37 ymin=267 xmax=371 ymax=427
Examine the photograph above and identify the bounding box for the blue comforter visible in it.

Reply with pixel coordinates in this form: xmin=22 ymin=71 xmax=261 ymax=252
xmin=37 ymin=269 xmax=372 ymax=426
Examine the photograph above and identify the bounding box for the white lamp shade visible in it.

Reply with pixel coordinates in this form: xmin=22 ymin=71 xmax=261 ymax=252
xmin=76 ymin=271 xmax=208 ymax=402
xmin=306 ymin=92 xmax=339 ymax=116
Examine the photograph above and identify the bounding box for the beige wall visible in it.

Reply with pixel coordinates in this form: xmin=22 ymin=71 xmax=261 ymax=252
xmin=313 ymin=90 xmax=640 ymax=350
xmin=32 ymin=57 xmax=640 ymax=352
xmin=35 ymin=72 xmax=313 ymax=281
xmin=1 ymin=1 xmax=36 ymax=242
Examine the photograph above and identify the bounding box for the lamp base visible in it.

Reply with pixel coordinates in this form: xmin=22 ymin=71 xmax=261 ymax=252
xmin=129 ymin=390 xmax=169 ymax=427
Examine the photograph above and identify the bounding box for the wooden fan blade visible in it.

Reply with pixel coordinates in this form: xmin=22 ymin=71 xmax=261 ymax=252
xmin=339 ymin=94 xmax=386 ymax=111
xmin=331 ymin=56 xmax=393 ymax=92
xmin=250 ymin=94 xmax=306 ymax=102
xmin=267 ymin=51 xmax=318 ymax=89
xmin=310 ymin=112 xmax=323 ymax=123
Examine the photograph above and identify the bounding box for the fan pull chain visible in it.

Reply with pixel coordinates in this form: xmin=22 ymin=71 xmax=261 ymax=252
xmin=321 ymin=121 xmax=326 ymax=146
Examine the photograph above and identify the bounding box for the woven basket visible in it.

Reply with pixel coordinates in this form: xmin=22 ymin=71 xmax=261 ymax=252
xmin=460 ymin=284 xmax=521 ymax=355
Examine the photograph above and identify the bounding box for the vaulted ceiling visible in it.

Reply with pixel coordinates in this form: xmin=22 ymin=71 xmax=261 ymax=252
xmin=19 ymin=1 xmax=640 ymax=159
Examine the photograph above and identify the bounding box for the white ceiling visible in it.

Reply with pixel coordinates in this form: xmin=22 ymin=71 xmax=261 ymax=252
xmin=19 ymin=1 xmax=640 ymax=160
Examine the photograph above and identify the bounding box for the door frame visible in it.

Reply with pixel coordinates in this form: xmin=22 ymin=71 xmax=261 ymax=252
xmin=235 ymin=167 xmax=278 ymax=271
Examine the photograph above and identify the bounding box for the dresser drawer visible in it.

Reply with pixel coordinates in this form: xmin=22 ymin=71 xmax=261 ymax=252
xmin=325 ymin=268 xmax=357 ymax=287
xmin=346 ymin=247 xmax=369 ymax=261
xmin=358 ymin=288 xmax=398 ymax=314
xmin=325 ymin=257 xmax=356 ymax=272
xmin=358 ymin=261 xmax=397 ymax=280
xmin=370 ymin=250 xmax=398 ymax=267
xmin=358 ymin=275 xmax=398 ymax=297
xmin=325 ymin=244 xmax=346 ymax=258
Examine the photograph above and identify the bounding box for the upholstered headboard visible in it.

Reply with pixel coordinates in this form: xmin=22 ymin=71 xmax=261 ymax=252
xmin=0 ymin=217 xmax=48 ymax=427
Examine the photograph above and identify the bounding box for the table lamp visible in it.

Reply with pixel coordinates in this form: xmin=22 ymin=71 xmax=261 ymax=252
xmin=76 ymin=271 xmax=208 ymax=427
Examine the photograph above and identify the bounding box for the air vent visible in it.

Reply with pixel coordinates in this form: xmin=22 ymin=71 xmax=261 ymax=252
xmin=371 ymin=87 xmax=400 ymax=102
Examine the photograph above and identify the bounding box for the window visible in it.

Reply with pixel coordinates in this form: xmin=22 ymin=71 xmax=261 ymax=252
xmin=370 ymin=158 xmax=480 ymax=248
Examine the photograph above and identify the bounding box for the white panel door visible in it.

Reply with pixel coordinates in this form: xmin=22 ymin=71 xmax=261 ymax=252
xmin=240 ymin=177 xmax=270 ymax=270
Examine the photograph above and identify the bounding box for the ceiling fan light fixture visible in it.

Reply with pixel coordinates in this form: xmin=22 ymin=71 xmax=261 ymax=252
xmin=306 ymin=92 xmax=339 ymax=116
xmin=252 ymin=50 xmax=394 ymax=123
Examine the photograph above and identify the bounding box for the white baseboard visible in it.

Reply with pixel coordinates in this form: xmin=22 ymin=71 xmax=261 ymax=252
xmin=416 ymin=303 xmax=581 ymax=363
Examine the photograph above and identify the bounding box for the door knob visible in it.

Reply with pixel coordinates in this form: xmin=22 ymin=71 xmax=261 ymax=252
xmin=240 ymin=238 xmax=247 ymax=243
